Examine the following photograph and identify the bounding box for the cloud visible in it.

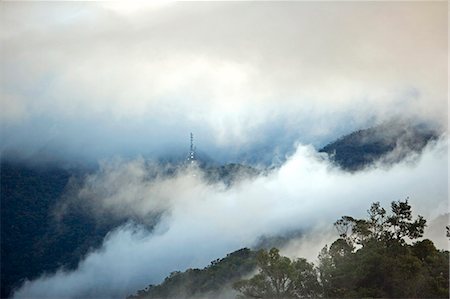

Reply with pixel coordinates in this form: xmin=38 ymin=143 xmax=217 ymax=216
xmin=0 ymin=2 xmax=447 ymax=161
xmin=3 ymin=2 xmax=448 ymax=297
xmin=0 ymin=93 xmax=28 ymax=125
xmin=13 ymin=136 xmax=448 ymax=299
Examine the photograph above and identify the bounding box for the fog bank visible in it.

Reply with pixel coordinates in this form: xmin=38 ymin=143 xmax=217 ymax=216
xmin=13 ymin=137 xmax=448 ymax=299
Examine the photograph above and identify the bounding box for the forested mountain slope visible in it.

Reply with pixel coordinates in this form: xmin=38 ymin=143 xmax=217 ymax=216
xmin=128 ymin=248 xmax=257 ymax=299
xmin=319 ymin=122 xmax=438 ymax=171
xmin=128 ymin=201 xmax=449 ymax=299
xmin=0 ymin=160 xmax=257 ymax=298
xmin=0 ymin=162 xmax=123 ymax=298
xmin=1 ymin=122 xmax=440 ymax=298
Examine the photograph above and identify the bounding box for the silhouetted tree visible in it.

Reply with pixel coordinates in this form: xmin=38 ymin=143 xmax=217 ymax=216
xmin=233 ymin=248 xmax=320 ymax=298
xmin=318 ymin=199 xmax=448 ymax=298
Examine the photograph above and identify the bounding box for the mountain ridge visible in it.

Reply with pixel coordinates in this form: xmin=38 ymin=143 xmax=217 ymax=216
xmin=0 ymin=121 xmax=441 ymax=298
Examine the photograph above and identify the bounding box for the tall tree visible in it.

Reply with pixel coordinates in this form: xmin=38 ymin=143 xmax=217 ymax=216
xmin=334 ymin=199 xmax=426 ymax=246
xmin=233 ymin=248 xmax=320 ymax=298
xmin=318 ymin=199 xmax=448 ymax=298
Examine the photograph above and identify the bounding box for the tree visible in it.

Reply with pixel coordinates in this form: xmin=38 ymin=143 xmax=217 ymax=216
xmin=317 ymin=239 xmax=356 ymax=297
xmin=387 ymin=199 xmax=426 ymax=241
xmin=233 ymin=248 xmax=320 ymax=298
xmin=333 ymin=199 xmax=426 ymax=246
xmin=318 ymin=199 xmax=448 ymax=298
xmin=128 ymin=200 xmax=447 ymax=299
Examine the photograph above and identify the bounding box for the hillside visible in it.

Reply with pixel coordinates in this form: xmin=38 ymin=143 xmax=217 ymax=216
xmin=128 ymin=248 xmax=257 ymax=299
xmin=319 ymin=122 xmax=438 ymax=171
xmin=0 ymin=162 xmax=127 ymax=298
xmin=0 ymin=160 xmax=258 ymax=298
xmin=0 ymin=122 xmax=440 ymax=298
xmin=127 ymin=201 xmax=449 ymax=299
xmin=203 ymin=163 xmax=260 ymax=186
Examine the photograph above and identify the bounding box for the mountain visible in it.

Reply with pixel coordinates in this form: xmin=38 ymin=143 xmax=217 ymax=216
xmin=319 ymin=121 xmax=438 ymax=171
xmin=126 ymin=201 xmax=449 ymax=299
xmin=0 ymin=159 xmax=259 ymax=298
xmin=203 ymin=163 xmax=261 ymax=186
xmin=0 ymin=161 xmax=128 ymax=298
xmin=1 ymin=121 xmax=440 ymax=298
xmin=127 ymin=248 xmax=257 ymax=299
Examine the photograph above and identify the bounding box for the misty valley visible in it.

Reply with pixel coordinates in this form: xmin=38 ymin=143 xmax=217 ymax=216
xmin=1 ymin=122 xmax=448 ymax=299
xmin=1 ymin=2 xmax=448 ymax=299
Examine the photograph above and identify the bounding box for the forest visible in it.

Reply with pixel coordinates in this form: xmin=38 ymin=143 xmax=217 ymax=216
xmin=129 ymin=200 xmax=449 ymax=299
xmin=1 ymin=123 xmax=444 ymax=298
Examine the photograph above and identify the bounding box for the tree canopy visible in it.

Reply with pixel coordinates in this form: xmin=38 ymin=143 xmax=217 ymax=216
xmin=318 ymin=199 xmax=447 ymax=298
xmin=130 ymin=200 xmax=448 ymax=299
xmin=234 ymin=200 xmax=448 ymax=299
xmin=233 ymin=248 xmax=320 ymax=299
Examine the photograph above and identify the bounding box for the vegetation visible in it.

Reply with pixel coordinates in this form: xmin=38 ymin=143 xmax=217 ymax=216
xmin=233 ymin=248 xmax=320 ymax=298
xmin=317 ymin=199 xmax=448 ymax=298
xmin=204 ymin=163 xmax=260 ymax=186
xmin=128 ymin=248 xmax=258 ymax=299
xmin=319 ymin=122 xmax=437 ymax=171
xmin=0 ymin=159 xmax=257 ymax=298
xmin=130 ymin=200 xmax=449 ymax=299
xmin=0 ymin=161 xmax=124 ymax=298
xmin=0 ymin=123 xmax=443 ymax=298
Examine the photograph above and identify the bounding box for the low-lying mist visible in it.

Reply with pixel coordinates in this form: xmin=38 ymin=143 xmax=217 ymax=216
xmin=13 ymin=136 xmax=448 ymax=299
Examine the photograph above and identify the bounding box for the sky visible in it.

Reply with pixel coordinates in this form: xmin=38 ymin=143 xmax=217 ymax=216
xmin=1 ymin=2 xmax=449 ymax=298
xmin=1 ymin=1 xmax=448 ymax=163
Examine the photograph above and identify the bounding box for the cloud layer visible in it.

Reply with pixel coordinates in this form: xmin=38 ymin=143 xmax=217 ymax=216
xmin=13 ymin=137 xmax=448 ymax=299
xmin=1 ymin=2 xmax=447 ymax=161
xmin=3 ymin=2 xmax=448 ymax=298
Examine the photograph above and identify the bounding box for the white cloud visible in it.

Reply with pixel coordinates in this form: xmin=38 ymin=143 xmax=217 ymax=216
xmin=0 ymin=2 xmax=447 ymax=158
xmin=0 ymin=93 xmax=28 ymax=125
xmin=3 ymin=2 xmax=448 ymax=297
xmin=13 ymin=137 xmax=448 ymax=299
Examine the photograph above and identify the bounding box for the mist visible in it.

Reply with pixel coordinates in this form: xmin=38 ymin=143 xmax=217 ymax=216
xmin=2 ymin=2 xmax=448 ymax=298
xmin=1 ymin=1 xmax=447 ymax=163
xmin=13 ymin=136 xmax=448 ymax=299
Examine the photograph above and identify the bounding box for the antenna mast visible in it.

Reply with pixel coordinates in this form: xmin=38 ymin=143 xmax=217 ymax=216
xmin=189 ymin=132 xmax=196 ymax=163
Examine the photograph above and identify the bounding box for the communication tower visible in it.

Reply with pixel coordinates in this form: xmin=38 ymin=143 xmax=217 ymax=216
xmin=188 ymin=133 xmax=196 ymax=164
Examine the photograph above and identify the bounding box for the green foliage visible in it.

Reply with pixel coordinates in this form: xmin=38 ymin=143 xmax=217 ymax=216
xmin=233 ymin=248 xmax=320 ymax=298
xmin=5 ymin=160 xmax=445 ymax=299
xmin=388 ymin=199 xmax=426 ymax=240
xmin=318 ymin=236 xmax=449 ymax=298
xmin=231 ymin=200 xmax=448 ymax=299
xmin=128 ymin=248 xmax=258 ymax=299
xmin=319 ymin=122 xmax=437 ymax=171
xmin=0 ymin=161 xmax=126 ymax=299
xmin=129 ymin=200 xmax=448 ymax=299
xmin=318 ymin=200 xmax=449 ymax=298
xmin=334 ymin=199 xmax=426 ymax=246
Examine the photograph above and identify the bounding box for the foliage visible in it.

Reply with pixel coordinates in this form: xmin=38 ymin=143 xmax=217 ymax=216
xmin=318 ymin=200 xmax=448 ymax=298
xmin=334 ymin=199 xmax=426 ymax=245
xmin=127 ymin=200 xmax=448 ymax=299
xmin=231 ymin=200 xmax=448 ymax=299
xmin=233 ymin=248 xmax=320 ymax=298
xmin=0 ymin=161 xmax=125 ymax=298
xmin=319 ymin=122 xmax=437 ymax=171
xmin=128 ymin=248 xmax=257 ymax=299
xmin=0 ymin=159 xmax=255 ymax=298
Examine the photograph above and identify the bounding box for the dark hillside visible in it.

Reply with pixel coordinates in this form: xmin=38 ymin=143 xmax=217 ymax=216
xmin=0 ymin=159 xmax=257 ymax=298
xmin=319 ymin=122 xmax=438 ymax=171
xmin=0 ymin=161 xmax=122 ymax=298
xmin=128 ymin=248 xmax=257 ymax=299
xmin=127 ymin=201 xmax=449 ymax=299
xmin=1 ymin=123 xmax=440 ymax=298
xmin=204 ymin=163 xmax=260 ymax=186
